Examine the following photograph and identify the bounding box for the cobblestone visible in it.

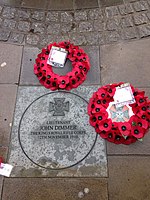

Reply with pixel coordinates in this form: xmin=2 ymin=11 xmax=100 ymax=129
xmin=31 ymin=22 xmax=45 ymax=34
xmin=106 ymin=18 xmax=120 ymax=31
xmin=9 ymin=32 xmax=24 ymax=43
xmin=32 ymin=11 xmax=45 ymax=21
xmin=79 ymin=21 xmax=93 ymax=32
xmin=61 ymin=23 xmax=76 ymax=33
xmin=0 ymin=29 xmax=10 ymax=41
xmin=18 ymin=21 xmax=30 ymax=32
xmin=106 ymin=31 xmax=120 ymax=42
xmin=105 ymin=6 xmax=119 ymax=17
xmin=94 ymin=20 xmax=105 ymax=31
xmin=46 ymin=12 xmax=59 ymax=22
xmin=74 ymin=10 xmax=87 ymax=21
xmin=3 ymin=19 xmax=16 ymax=29
xmin=133 ymin=1 xmax=149 ymax=11
xmin=17 ymin=10 xmax=30 ymax=19
xmin=118 ymin=4 xmax=134 ymax=15
xmin=2 ymin=7 xmax=16 ymax=19
xmin=47 ymin=23 xmax=60 ymax=34
xmin=0 ymin=6 xmax=3 ymax=13
xmin=138 ymin=24 xmax=150 ymax=37
xmin=121 ymin=27 xmax=137 ymax=39
xmin=88 ymin=9 xmax=102 ymax=20
xmin=85 ymin=32 xmax=99 ymax=45
xmin=26 ymin=34 xmax=40 ymax=45
xmin=134 ymin=13 xmax=148 ymax=25
xmin=121 ymin=16 xmax=134 ymax=27
xmin=0 ymin=2 xmax=150 ymax=46
xmin=69 ymin=33 xmax=86 ymax=45
xmin=61 ymin=12 xmax=73 ymax=22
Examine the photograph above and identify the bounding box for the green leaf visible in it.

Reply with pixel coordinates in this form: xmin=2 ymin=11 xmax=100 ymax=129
xmin=132 ymin=121 xmax=137 ymax=126
xmin=122 ymin=134 xmax=128 ymax=139
xmin=138 ymin=138 xmax=143 ymax=142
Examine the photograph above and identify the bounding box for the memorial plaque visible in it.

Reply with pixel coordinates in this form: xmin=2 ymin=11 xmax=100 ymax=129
xmin=9 ymin=86 xmax=107 ymax=177
xmin=18 ymin=91 xmax=97 ymax=169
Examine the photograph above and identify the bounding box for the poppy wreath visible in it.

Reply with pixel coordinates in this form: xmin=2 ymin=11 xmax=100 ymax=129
xmin=88 ymin=82 xmax=150 ymax=145
xmin=34 ymin=41 xmax=90 ymax=90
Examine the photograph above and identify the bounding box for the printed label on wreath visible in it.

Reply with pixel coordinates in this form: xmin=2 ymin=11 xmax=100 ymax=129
xmin=114 ymin=83 xmax=135 ymax=108
xmin=106 ymin=102 xmax=134 ymax=122
xmin=47 ymin=46 xmax=68 ymax=68
xmin=0 ymin=163 xmax=13 ymax=177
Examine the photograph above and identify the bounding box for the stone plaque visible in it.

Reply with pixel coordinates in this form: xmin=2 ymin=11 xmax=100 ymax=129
xmin=9 ymin=86 xmax=107 ymax=177
xmin=18 ymin=91 xmax=97 ymax=169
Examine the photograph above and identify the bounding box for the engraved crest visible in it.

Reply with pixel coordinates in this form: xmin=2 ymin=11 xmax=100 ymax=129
xmin=49 ymin=98 xmax=69 ymax=116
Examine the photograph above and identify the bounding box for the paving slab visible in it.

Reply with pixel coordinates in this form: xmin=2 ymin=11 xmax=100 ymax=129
xmin=2 ymin=178 xmax=108 ymax=200
xmin=0 ymin=85 xmax=18 ymax=146
xmin=108 ymin=156 xmax=150 ymax=200
xmin=107 ymin=87 xmax=150 ymax=155
xmin=0 ymin=43 xmax=23 ymax=84
xmin=0 ymin=0 xmax=21 ymax=6
xmin=100 ymin=38 xmax=150 ymax=87
xmin=8 ymin=85 xmax=107 ymax=177
xmin=74 ymin=0 xmax=98 ymax=9
xmin=0 ymin=177 xmax=3 ymax=200
xmin=99 ymin=0 xmax=123 ymax=7
xmin=20 ymin=46 xmax=100 ymax=85
xmin=48 ymin=0 xmax=73 ymax=10
xmin=21 ymin=0 xmax=47 ymax=9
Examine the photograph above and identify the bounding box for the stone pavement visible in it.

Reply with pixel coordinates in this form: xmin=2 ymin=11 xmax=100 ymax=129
xmin=0 ymin=0 xmax=150 ymax=200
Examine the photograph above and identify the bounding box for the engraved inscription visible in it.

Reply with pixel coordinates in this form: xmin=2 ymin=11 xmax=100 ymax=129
xmin=30 ymin=120 xmax=86 ymax=140
xmin=49 ymin=98 xmax=69 ymax=116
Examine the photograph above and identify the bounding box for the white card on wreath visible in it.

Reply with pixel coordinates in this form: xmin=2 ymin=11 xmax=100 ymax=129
xmin=0 ymin=163 xmax=13 ymax=177
xmin=47 ymin=46 xmax=68 ymax=68
xmin=114 ymin=83 xmax=135 ymax=108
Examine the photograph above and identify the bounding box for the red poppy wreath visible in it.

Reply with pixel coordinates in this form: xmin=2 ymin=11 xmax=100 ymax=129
xmin=88 ymin=82 xmax=150 ymax=145
xmin=34 ymin=41 xmax=90 ymax=90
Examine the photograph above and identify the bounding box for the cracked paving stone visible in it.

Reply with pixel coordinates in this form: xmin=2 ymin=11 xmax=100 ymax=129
xmin=138 ymin=24 xmax=150 ymax=38
xmin=47 ymin=23 xmax=60 ymax=34
xmin=133 ymin=1 xmax=149 ymax=11
xmin=26 ymin=34 xmax=40 ymax=45
xmin=46 ymin=12 xmax=59 ymax=22
xmin=2 ymin=7 xmax=16 ymax=19
xmin=79 ymin=21 xmax=93 ymax=32
xmin=121 ymin=27 xmax=137 ymax=40
xmin=31 ymin=22 xmax=45 ymax=34
xmin=133 ymin=13 xmax=148 ymax=25
xmin=3 ymin=19 xmax=16 ymax=29
xmin=74 ymin=10 xmax=87 ymax=21
xmin=118 ymin=3 xmax=134 ymax=15
xmin=9 ymin=32 xmax=24 ymax=43
xmin=105 ymin=6 xmax=120 ymax=18
xmin=61 ymin=12 xmax=73 ymax=23
xmin=18 ymin=21 xmax=30 ymax=32
xmin=121 ymin=16 xmax=134 ymax=27
xmin=0 ymin=29 xmax=10 ymax=41
xmin=32 ymin=11 xmax=45 ymax=21
xmin=17 ymin=9 xmax=30 ymax=19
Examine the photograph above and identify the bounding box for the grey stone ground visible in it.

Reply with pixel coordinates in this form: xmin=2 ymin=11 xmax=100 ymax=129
xmin=0 ymin=0 xmax=150 ymax=200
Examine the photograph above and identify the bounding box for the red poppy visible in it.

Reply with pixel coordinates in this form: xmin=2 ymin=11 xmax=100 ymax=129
xmin=129 ymin=115 xmax=148 ymax=129
xmin=0 ymin=157 xmax=3 ymax=167
xmin=98 ymin=119 xmax=112 ymax=132
xmin=91 ymin=104 xmax=105 ymax=114
xmin=97 ymin=88 xmax=107 ymax=99
xmin=131 ymin=126 xmax=146 ymax=139
xmin=58 ymin=76 xmax=70 ymax=89
xmin=118 ymin=122 xmax=131 ymax=136
xmin=121 ymin=136 xmax=137 ymax=145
